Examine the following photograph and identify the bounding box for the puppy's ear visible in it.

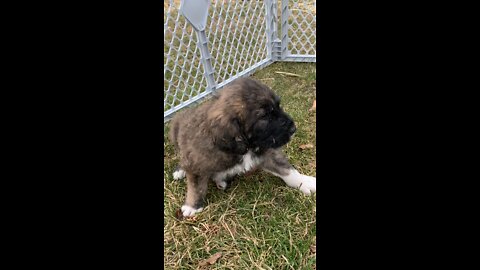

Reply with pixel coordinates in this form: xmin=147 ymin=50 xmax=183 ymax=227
xmin=210 ymin=117 xmax=248 ymax=155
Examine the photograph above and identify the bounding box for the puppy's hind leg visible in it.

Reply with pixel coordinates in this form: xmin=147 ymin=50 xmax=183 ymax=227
xmin=261 ymin=150 xmax=316 ymax=195
xmin=181 ymin=172 xmax=209 ymax=217
xmin=172 ymin=165 xmax=186 ymax=180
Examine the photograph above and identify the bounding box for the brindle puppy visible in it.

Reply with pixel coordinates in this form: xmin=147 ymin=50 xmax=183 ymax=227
xmin=169 ymin=78 xmax=316 ymax=217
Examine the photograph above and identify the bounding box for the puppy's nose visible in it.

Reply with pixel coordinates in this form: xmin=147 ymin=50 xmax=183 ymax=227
xmin=289 ymin=125 xmax=296 ymax=134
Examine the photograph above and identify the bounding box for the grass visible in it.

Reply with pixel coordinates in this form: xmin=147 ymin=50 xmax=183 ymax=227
xmin=164 ymin=62 xmax=317 ymax=270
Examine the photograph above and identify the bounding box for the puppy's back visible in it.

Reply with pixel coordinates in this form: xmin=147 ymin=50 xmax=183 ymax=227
xmin=168 ymin=97 xmax=215 ymax=150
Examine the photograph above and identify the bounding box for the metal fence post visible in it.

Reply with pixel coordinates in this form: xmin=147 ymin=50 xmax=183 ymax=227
xmin=280 ymin=0 xmax=290 ymax=61
xmin=264 ymin=0 xmax=277 ymax=61
xmin=195 ymin=30 xmax=216 ymax=93
xmin=180 ymin=0 xmax=217 ymax=93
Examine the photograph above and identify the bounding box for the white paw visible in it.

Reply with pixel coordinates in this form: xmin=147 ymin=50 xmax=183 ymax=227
xmin=297 ymin=176 xmax=316 ymax=195
xmin=213 ymin=174 xmax=228 ymax=190
xmin=280 ymin=169 xmax=316 ymax=195
xmin=173 ymin=169 xmax=186 ymax=180
xmin=181 ymin=205 xmax=204 ymax=217
xmin=216 ymin=180 xmax=227 ymax=190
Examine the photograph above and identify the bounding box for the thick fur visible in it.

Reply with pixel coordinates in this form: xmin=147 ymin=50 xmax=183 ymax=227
xmin=169 ymin=78 xmax=316 ymax=217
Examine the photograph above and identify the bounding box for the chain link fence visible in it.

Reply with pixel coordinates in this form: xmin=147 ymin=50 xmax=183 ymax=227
xmin=164 ymin=0 xmax=316 ymax=122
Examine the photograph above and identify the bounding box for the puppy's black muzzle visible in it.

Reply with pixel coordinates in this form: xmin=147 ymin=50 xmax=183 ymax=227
xmin=248 ymin=109 xmax=297 ymax=154
xmin=280 ymin=113 xmax=296 ymax=135
xmin=289 ymin=124 xmax=296 ymax=135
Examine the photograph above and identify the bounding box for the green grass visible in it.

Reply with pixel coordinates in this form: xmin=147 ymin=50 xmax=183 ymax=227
xmin=164 ymin=62 xmax=317 ymax=270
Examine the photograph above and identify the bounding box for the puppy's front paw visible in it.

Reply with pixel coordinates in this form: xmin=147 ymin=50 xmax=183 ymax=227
xmin=215 ymin=180 xmax=227 ymax=190
xmin=213 ymin=174 xmax=229 ymax=191
xmin=298 ymin=176 xmax=316 ymax=195
xmin=281 ymin=169 xmax=317 ymax=195
xmin=181 ymin=205 xmax=204 ymax=217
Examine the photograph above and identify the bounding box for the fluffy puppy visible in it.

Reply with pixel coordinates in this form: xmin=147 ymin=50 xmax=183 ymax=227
xmin=169 ymin=78 xmax=316 ymax=217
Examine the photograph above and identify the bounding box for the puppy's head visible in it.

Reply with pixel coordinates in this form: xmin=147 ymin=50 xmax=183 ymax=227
xmin=208 ymin=78 xmax=296 ymax=155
